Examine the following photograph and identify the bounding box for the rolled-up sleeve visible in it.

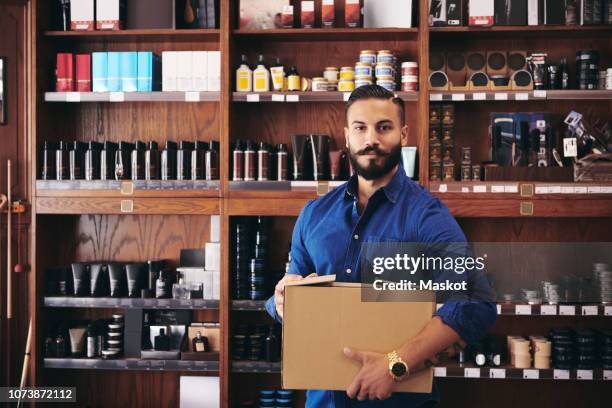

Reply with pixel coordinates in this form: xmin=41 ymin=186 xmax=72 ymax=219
xmin=418 ymin=197 xmax=498 ymax=345
xmin=265 ymin=201 xmax=316 ymax=323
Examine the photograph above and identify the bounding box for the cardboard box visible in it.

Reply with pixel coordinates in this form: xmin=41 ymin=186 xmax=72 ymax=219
xmin=107 ymin=52 xmax=121 ymax=92
xmin=177 ymin=52 xmax=194 ymax=92
xmin=205 ymin=242 xmax=220 ymax=270
xmin=127 ymin=0 xmax=175 ymax=29
xmin=192 ymin=51 xmax=208 ymax=92
xmin=495 ymin=0 xmax=527 ymax=25
xmin=207 ymin=51 xmax=221 ymax=92
xmin=209 ymin=215 xmax=220 ymax=242
xmin=188 ymin=323 xmax=220 ymax=352
xmin=364 ymin=0 xmax=414 ymax=28
xmin=527 ymin=0 xmax=540 ymax=25
xmin=92 ymin=52 xmax=108 ymax=92
xmin=162 ymin=51 xmax=178 ymax=91
xmin=283 ymin=275 xmax=434 ymax=392
xmin=96 ymin=0 xmax=126 ymax=30
xmin=447 ymin=0 xmax=463 ymax=25
xmin=120 ymin=52 xmax=138 ymax=92
xmin=70 ymin=0 xmax=95 ymax=31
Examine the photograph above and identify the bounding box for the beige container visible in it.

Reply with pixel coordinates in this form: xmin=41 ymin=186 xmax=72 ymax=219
xmin=514 ymin=353 xmax=532 ymax=368
xmin=534 ymin=355 xmax=551 ymax=369
xmin=534 ymin=340 xmax=551 ymax=356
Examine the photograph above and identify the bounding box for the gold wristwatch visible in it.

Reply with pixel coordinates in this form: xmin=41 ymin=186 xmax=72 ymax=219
xmin=387 ymin=350 xmax=409 ymax=381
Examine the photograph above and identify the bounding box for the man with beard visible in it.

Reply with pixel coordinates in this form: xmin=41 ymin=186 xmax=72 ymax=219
xmin=265 ymin=85 xmax=496 ymax=407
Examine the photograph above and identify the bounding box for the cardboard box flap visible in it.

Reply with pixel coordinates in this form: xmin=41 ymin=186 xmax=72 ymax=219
xmin=284 ymin=274 xmax=336 ymax=287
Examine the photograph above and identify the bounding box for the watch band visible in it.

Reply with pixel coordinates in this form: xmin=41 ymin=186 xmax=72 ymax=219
xmin=387 ymin=350 xmax=409 ymax=381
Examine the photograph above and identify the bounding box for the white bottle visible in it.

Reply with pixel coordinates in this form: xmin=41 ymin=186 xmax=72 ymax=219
xmin=253 ymin=55 xmax=271 ymax=92
xmin=236 ymin=54 xmax=253 ymax=92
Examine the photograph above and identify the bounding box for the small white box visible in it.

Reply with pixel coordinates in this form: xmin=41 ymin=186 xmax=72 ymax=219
xmin=205 ymin=242 xmax=220 ymax=271
xmin=203 ymin=270 xmax=214 ymax=300
xmin=364 ymin=0 xmax=413 ymax=28
xmin=192 ymin=51 xmax=208 ymax=92
xmin=180 ymin=376 xmax=219 ymax=408
xmin=206 ymin=51 xmax=221 ymax=92
xmin=176 ymin=52 xmax=194 ymax=92
xmin=177 ymin=267 xmax=204 ymax=285
xmin=96 ymin=0 xmax=124 ymax=30
xmin=527 ymin=0 xmax=539 ymax=25
xmin=212 ymin=270 xmax=220 ymax=300
xmin=468 ymin=0 xmax=494 ymax=26
xmin=209 ymin=215 xmax=220 ymax=243
xmin=162 ymin=51 xmax=178 ymax=91
xmin=70 ymin=0 xmax=95 ymax=30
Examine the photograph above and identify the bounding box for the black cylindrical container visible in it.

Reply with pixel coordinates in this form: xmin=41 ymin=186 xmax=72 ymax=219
xmin=145 ymin=141 xmax=160 ymax=180
xmin=205 ymin=140 xmax=219 ymax=180
xmin=100 ymin=141 xmax=118 ymax=181
xmin=161 ymin=141 xmax=178 ymax=180
xmin=55 ymin=141 xmax=69 ymax=180
xmin=243 ymin=140 xmax=256 ymax=181
xmin=131 ymin=141 xmax=146 ymax=180
xmin=69 ymin=141 xmax=88 ymax=180
xmin=177 ymin=141 xmax=195 ymax=181
xmin=310 ymin=134 xmax=330 ymax=181
xmin=275 ymin=144 xmax=288 ymax=181
xmin=191 ymin=141 xmax=208 ymax=180
xmin=257 ymin=142 xmax=270 ymax=181
xmin=291 ymin=134 xmax=311 ymax=180
xmin=40 ymin=141 xmax=58 ymax=180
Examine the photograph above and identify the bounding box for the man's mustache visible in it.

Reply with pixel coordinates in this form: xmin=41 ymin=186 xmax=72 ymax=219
xmin=356 ymin=146 xmax=388 ymax=156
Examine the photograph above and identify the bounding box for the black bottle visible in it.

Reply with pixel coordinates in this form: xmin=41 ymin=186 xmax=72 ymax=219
xmin=265 ymin=326 xmax=279 ymax=362
xmin=206 ymin=140 xmax=219 ymax=180
xmin=177 ymin=141 xmax=195 ymax=181
xmin=155 ymin=270 xmax=172 ymax=299
xmin=45 ymin=336 xmax=56 ymax=357
xmin=154 ymin=328 xmax=170 ymax=351
xmin=191 ymin=141 xmax=208 ymax=180
xmin=40 ymin=141 xmax=58 ymax=180
xmin=161 ymin=141 xmax=178 ymax=180
xmin=559 ymin=58 xmax=569 ymax=90
xmin=145 ymin=141 xmax=160 ymax=180
xmin=85 ymin=141 xmax=103 ymax=180
xmin=131 ymin=141 xmax=146 ymax=180
xmin=69 ymin=141 xmax=88 ymax=180
xmin=142 ymin=311 xmax=153 ymax=349
xmin=192 ymin=331 xmax=209 ymax=352
xmin=100 ymin=141 xmax=118 ymax=181
xmin=86 ymin=324 xmax=98 ymax=358
xmin=115 ymin=141 xmax=135 ymax=180
xmin=55 ymin=141 xmax=69 ymax=180
xmin=55 ymin=334 xmax=67 ymax=357
xmin=232 ymin=140 xmax=244 ymax=181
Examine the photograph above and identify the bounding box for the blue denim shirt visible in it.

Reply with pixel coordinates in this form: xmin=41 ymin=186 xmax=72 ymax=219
xmin=265 ymin=165 xmax=497 ymax=408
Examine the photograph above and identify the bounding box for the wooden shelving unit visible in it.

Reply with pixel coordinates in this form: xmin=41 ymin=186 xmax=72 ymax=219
xmin=28 ymin=1 xmax=612 ymax=408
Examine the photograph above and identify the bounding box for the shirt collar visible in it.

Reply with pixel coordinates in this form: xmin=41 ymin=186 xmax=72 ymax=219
xmin=344 ymin=164 xmax=406 ymax=204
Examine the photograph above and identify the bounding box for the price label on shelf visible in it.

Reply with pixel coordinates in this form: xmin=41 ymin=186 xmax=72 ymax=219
xmin=533 ymin=90 xmax=547 ymax=98
xmin=185 ymin=91 xmax=200 ymax=102
xmin=434 ymin=367 xmax=447 ymax=377
xmin=515 ymin=93 xmax=529 ymax=100
xmin=601 ymin=186 xmax=612 ymax=193
xmin=464 ymin=368 xmax=481 ymax=378
xmin=461 ymin=187 xmax=469 ymax=193
xmin=505 ymin=185 xmax=518 ymax=193
xmin=576 ymin=370 xmax=593 ymax=380
xmin=438 ymin=184 xmax=447 ymax=193
xmin=523 ymin=369 xmax=539 ymax=379
xmin=343 ymin=92 xmax=352 ymax=102
xmin=587 ymin=186 xmax=602 ymax=193
xmin=494 ymin=93 xmax=508 ymax=100
xmin=581 ymin=305 xmax=598 ymax=316
xmin=473 ymin=92 xmax=486 ymax=100
xmin=246 ymin=94 xmax=259 ymax=102
xmin=491 ymin=185 xmax=505 ymax=193
xmin=561 ymin=186 xmax=574 ymax=194
xmin=429 ymin=93 xmax=443 ymax=101
xmin=559 ymin=305 xmax=576 ymax=315
xmin=473 ymin=185 xmax=487 ymax=193
xmin=574 ymin=186 xmax=587 ymax=194
xmin=451 ymin=93 xmax=465 ymax=101
xmin=604 ymin=370 xmax=612 ymax=380
xmin=271 ymin=93 xmax=285 ymax=102
xmin=540 ymin=305 xmax=557 ymax=315
xmin=605 ymin=306 xmax=612 ymax=316
xmin=110 ymin=92 xmax=125 ymax=102
xmin=286 ymin=94 xmax=300 ymax=102
xmin=553 ymin=369 xmax=570 ymax=380
xmin=496 ymin=304 xmax=501 ymax=314
xmin=66 ymin=92 xmax=81 ymax=102
xmin=489 ymin=369 xmax=506 ymax=379
xmin=515 ymin=304 xmax=532 ymax=315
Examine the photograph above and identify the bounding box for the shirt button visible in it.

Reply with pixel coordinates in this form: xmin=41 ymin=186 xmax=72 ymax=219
xmin=346 ymin=268 xmax=352 ymax=274
xmin=353 ymin=234 xmax=359 ymax=240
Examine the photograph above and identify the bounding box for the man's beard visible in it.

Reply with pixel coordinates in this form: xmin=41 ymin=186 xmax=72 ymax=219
xmin=348 ymin=143 xmax=402 ymax=181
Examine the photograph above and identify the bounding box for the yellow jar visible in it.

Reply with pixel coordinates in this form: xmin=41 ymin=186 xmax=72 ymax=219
xmin=340 ymin=67 xmax=355 ymax=81
xmin=338 ymin=79 xmax=355 ymax=92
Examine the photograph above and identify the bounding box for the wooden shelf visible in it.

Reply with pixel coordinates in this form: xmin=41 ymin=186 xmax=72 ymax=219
xmin=232 ymin=91 xmax=419 ymax=103
xmin=44 ymin=28 xmax=220 ymax=41
xmin=44 ymin=297 xmax=219 ymax=310
xmin=231 ymin=300 xmax=268 ymax=311
xmin=431 ymin=182 xmax=612 ymax=197
xmin=44 ymin=91 xmax=220 ymax=103
xmin=434 ymin=364 xmax=611 ymax=381
xmin=430 ymin=90 xmax=612 ymax=101
xmin=36 ymin=180 xmax=220 ymax=198
xmin=44 ymin=358 xmax=219 ymax=372
xmin=231 ymin=361 xmax=281 ymax=373
xmin=430 ymin=25 xmax=612 ymax=37
xmin=233 ymin=27 xmax=418 ymax=41
xmin=35 ymin=197 xmax=221 ymax=215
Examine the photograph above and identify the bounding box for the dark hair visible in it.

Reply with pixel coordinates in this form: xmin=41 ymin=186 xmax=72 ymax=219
xmin=345 ymin=85 xmax=405 ymax=126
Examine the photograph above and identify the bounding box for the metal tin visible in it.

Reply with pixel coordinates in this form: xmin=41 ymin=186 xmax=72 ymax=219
xmin=461 ymin=147 xmax=472 ymax=164
xmin=359 ymin=50 xmax=377 ymax=65
xmin=355 ymin=77 xmax=373 ymax=88
xmin=338 ymin=79 xmax=355 ymax=92
xmin=375 ymin=62 xmax=395 ymax=78
xmin=461 ymin=165 xmax=471 ymax=181
xmin=340 ymin=67 xmax=355 ymax=81
xmin=355 ymin=62 xmax=373 ymax=77
xmin=312 ymin=77 xmax=329 ymax=92
xmin=401 ymin=61 xmax=418 ymax=76
xmin=376 ymin=79 xmax=396 ymax=91
xmin=429 ymin=161 xmax=442 ymax=181
xmin=323 ymin=67 xmax=339 ymax=82
xmin=377 ymin=50 xmax=395 ymax=64
xmin=443 ymin=162 xmax=455 ymax=181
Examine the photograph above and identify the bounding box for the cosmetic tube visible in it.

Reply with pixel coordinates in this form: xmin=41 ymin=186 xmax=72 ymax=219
xmin=71 ymin=262 xmax=90 ymax=297
xmin=401 ymin=147 xmax=417 ymax=179
xmin=90 ymin=263 xmax=109 ymax=297
xmin=126 ymin=262 xmax=146 ymax=298
xmin=69 ymin=327 xmax=87 ymax=357
xmin=108 ymin=263 xmax=126 ymax=297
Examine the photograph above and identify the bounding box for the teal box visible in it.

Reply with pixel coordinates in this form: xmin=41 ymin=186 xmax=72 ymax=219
xmin=92 ymin=52 xmax=108 ymax=92
xmin=121 ymin=52 xmax=138 ymax=92
xmin=107 ymin=52 xmax=121 ymax=92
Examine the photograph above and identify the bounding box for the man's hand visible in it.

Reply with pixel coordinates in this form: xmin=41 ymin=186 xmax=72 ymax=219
xmin=344 ymin=347 xmax=394 ymax=401
xmin=274 ymin=273 xmax=317 ymax=320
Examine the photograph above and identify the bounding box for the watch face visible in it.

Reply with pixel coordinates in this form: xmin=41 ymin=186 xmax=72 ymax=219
xmin=391 ymin=362 xmax=407 ymax=377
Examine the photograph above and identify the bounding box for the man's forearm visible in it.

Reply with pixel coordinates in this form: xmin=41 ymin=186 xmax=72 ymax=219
xmin=396 ymin=316 xmax=466 ymax=373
